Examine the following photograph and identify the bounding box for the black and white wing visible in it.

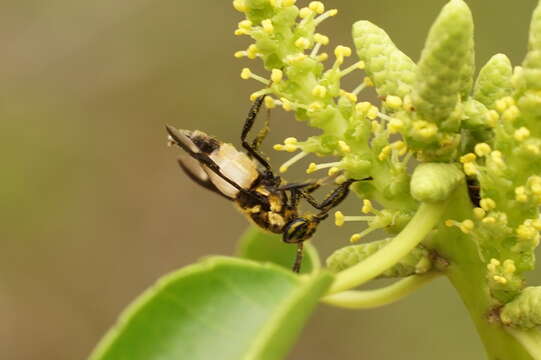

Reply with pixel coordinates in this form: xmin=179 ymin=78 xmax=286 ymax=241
xmin=176 ymin=156 xmax=233 ymax=200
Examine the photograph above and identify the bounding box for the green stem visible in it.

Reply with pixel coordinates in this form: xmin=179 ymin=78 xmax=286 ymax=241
xmin=507 ymin=328 xmax=541 ymax=360
xmin=327 ymin=201 xmax=448 ymax=294
xmin=322 ymin=273 xmax=440 ymax=309
xmin=431 ymin=184 xmax=535 ymax=360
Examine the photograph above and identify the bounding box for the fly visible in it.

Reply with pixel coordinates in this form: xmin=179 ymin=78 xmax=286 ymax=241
xmin=166 ymin=96 xmax=370 ymax=273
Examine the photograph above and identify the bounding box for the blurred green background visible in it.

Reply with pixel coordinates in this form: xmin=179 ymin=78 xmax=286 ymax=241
xmin=2 ymin=1 xmax=540 ymax=359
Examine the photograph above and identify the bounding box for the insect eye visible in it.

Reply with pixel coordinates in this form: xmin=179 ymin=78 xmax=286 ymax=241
xmin=283 ymin=218 xmax=315 ymax=244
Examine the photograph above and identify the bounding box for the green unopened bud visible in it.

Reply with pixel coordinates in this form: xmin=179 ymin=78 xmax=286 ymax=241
xmin=411 ymin=163 xmax=464 ymax=203
xmin=473 ymin=54 xmax=513 ymax=110
xmin=500 ymin=287 xmax=541 ymax=328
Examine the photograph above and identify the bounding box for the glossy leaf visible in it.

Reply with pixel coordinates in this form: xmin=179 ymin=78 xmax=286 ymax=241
xmin=90 ymin=256 xmax=332 ymax=360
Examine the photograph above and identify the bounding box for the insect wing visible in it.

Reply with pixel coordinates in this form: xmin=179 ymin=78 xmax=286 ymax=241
xmin=176 ymin=157 xmax=233 ymax=200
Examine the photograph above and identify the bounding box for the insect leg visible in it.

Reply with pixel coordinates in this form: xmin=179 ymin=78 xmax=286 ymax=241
xmin=241 ymin=96 xmax=272 ymax=171
xmin=300 ymin=178 xmax=367 ymax=215
xmin=292 ymin=242 xmax=304 ymax=273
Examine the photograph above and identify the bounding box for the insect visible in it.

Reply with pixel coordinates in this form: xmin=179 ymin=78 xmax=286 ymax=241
xmin=166 ymin=96 xmax=367 ymax=273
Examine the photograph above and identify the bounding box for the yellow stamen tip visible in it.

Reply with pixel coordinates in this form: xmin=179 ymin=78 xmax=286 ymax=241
xmin=473 ymin=207 xmax=486 ymax=219
xmin=328 ymin=166 xmax=341 ymax=176
xmin=313 ymin=33 xmax=329 ymax=45
xmin=350 ymin=234 xmax=362 ymax=243
xmin=233 ymin=0 xmax=247 ymax=12
xmin=306 ymin=162 xmax=318 ymax=174
xmin=273 ymin=144 xmax=285 ymax=151
xmin=474 ymin=143 xmax=491 ymax=157
xmin=338 ymin=140 xmax=351 ymax=153
xmin=312 ymin=85 xmax=327 ymax=98
xmin=240 ymin=68 xmax=252 ymax=80
xmin=271 ymin=69 xmax=283 ymax=83
xmin=334 ymin=211 xmax=345 ymax=226
xmin=445 ymin=219 xmax=455 ymax=227
xmin=480 ymin=198 xmax=496 ymax=211
xmin=234 ymin=51 xmax=246 ymax=58
xmin=309 ymin=1 xmax=325 ymax=13
xmin=279 ymin=165 xmax=289 ymax=173
xmin=261 ymin=19 xmax=274 ymax=33
xmin=362 ymin=199 xmax=373 ymax=214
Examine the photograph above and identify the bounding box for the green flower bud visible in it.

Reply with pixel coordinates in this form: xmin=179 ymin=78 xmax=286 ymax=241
xmin=474 ymin=54 xmax=513 ymax=110
xmin=412 ymin=0 xmax=474 ymax=124
xmin=500 ymin=287 xmax=541 ymax=328
xmin=411 ymin=163 xmax=464 ymax=203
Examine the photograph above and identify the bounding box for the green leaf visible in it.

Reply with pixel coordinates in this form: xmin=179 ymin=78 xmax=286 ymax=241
xmin=89 ymin=257 xmax=332 ymax=360
xmin=237 ymin=226 xmax=321 ymax=274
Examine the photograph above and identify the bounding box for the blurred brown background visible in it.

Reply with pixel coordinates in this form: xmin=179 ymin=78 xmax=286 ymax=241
xmin=2 ymin=1 xmax=539 ymax=359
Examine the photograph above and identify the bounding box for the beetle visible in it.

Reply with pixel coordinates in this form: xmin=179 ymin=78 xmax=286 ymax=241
xmin=166 ymin=96 xmax=367 ymax=272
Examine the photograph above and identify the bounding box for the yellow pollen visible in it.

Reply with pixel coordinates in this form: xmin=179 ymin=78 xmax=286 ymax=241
xmin=514 ymin=127 xmax=530 ymax=141
xmin=309 ymin=1 xmax=325 ymax=13
xmin=295 ymin=37 xmax=311 ymax=49
xmin=238 ymin=20 xmax=252 ymax=30
xmin=235 ymin=28 xmax=249 ymax=36
xmin=388 ymin=118 xmax=404 ymax=133
xmin=363 ymin=77 xmax=374 ymax=87
xmin=474 ymin=143 xmax=491 ymax=157
xmin=392 ymin=141 xmax=408 ymax=156
xmin=313 ymin=33 xmax=329 ymax=45
xmin=385 ymin=95 xmax=402 ymax=109
xmin=495 ymin=96 xmax=515 ymax=113
xmin=316 ymin=53 xmax=328 ymax=62
xmin=503 ymin=259 xmax=516 ymax=274
xmin=367 ymin=106 xmax=379 ymax=120
xmin=473 ymin=207 xmax=486 ymax=219
xmin=493 ymin=275 xmax=508 ymax=285
xmin=308 ymin=102 xmax=324 ymax=112
xmin=299 ymin=7 xmax=313 ymax=18
xmin=271 ymin=69 xmax=283 ymax=83
xmin=517 ymin=224 xmax=537 ymax=240
xmin=480 ymin=198 xmax=496 ymax=211
xmin=350 ymin=234 xmax=362 ymax=243
xmin=312 ymin=85 xmax=327 ymax=98
xmin=460 ymin=154 xmax=476 ymax=165
xmin=261 ymin=19 xmax=274 ymax=33
xmin=234 ymin=50 xmax=246 ymax=58
xmin=355 ymin=101 xmax=372 ymax=114
xmin=463 ymin=162 xmax=477 ymax=176
xmin=240 ymin=68 xmax=252 ymax=79
xmin=284 ymin=137 xmax=298 ymax=145
xmin=306 ymin=162 xmax=318 ymax=174
xmin=515 ymin=186 xmax=528 ymax=203
xmin=328 ymin=9 xmax=338 ymax=16
xmin=233 ymin=0 xmax=247 ymax=12
xmin=286 ymin=53 xmax=308 ymax=64
xmin=335 ymin=211 xmax=345 ymax=226
xmin=264 ymin=96 xmax=277 ymax=109
xmin=482 ymin=216 xmax=496 ymax=224
xmin=362 ymin=199 xmax=374 ymax=214
xmin=485 ymin=110 xmax=500 ymax=127
xmin=338 ymin=140 xmax=351 ymax=153
xmin=246 ymin=44 xmax=258 ymax=59
xmin=340 ymin=90 xmax=357 ymax=103
xmin=328 ymin=166 xmax=341 ymax=176
xmin=459 ymin=219 xmax=475 ymax=234
xmin=273 ymin=144 xmax=284 ymax=151
xmin=334 ymin=45 xmax=352 ymax=61
xmin=335 ymin=174 xmax=347 ymax=184
xmin=502 ymin=105 xmax=520 ymax=122
xmin=280 ymin=98 xmax=294 ymax=111
xmin=445 ymin=219 xmax=455 ymax=227
xmin=378 ymin=145 xmax=392 ymax=161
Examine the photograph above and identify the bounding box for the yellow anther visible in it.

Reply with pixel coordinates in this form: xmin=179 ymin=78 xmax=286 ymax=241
xmin=308 ymin=102 xmax=323 ymax=112
xmin=284 ymin=137 xmax=298 ymax=145
xmin=246 ymin=44 xmax=259 ymax=59
xmin=312 ymin=85 xmax=327 ymax=98
xmin=367 ymin=106 xmax=379 ymax=120
xmin=286 ymin=53 xmax=308 ymax=64
xmin=388 ymin=118 xmax=404 ymax=133
xmin=273 ymin=144 xmax=285 ymax=151
xmin=362 ymin=199 xmax=374 ymax=214
xmin=517 ymin=224 xmax=537 ymax=240
xmin=526 ymin=144 xmax=540 ymax=155
xmin=238 ymin=20 xmax=253 ymax=30
xmin=459 ymin=219 xmax=475 ymax=234
xmin=460 ymin=153 xmax=476 ymax=163
xmin=474 ymin=143 xmax=492 ymax=157
xmin=328 ymin=166 xmax=341 ymax=176
xmin=463 ymin=162 xmax=477 ymax=176
xmin=473 ymin=207 xmax=486 ymax=219
xmin=334 ymin=45 xmax=352 ymax=60
xmin=283 ymin=144 xmax=298 ymax=152
xmin=502 ymin=105 xmax=520 ymax=122
xmin=363 ymin=77 xmax=374 ymax=87
xmin=240 ymin=68 xmax=252 ymax=79
xmin=264 ymin=96 xmax=277 ymax=109
xmin=283 ymin=0 xmax=296 ymax=6
xmin=445 ymin=219 xmax=455 ymax=227
xmin=515 ymin=186 xmax=528 ymax=203
xmin=340 ymin=90 xmax=357 ymax=103
xmin=271 ymin=69 xmax=283 ymax=83
xmin=235 ymin=28 xmax=249 ymax=36
xmin=335 ymin=174 xmax=347 ymax=184
xmin=378 ymin=145 xmax=392 ymax=161
xmin=371 ymin=120 xmax=382 ymax=133
xmin=480 ymin=198 xmax=496 ymax=211
xmin=309 ymin=1 xmax=325 ymax=13
xmin=350 ymin=233 xmax=362 ymax=243
xmin=327 ymin=9 xmax=338 ymax=16
xmin=233 ymin=0 xmax=247 ymax=12
xmin=338 ymin=140 xmax=351 ymax=153
xmin=413 ymin=121 xmax=438 ymax=139
xmin=316 ymin=53 xmax=328 ymax=62
xmin=392 ymin=141 xmax=408 ymax=156
xmin=313 ymin=33 xmax=329 ymax=45
xmin=234 ymin=51 xmax=246 ymax=58
xmin=482 ymin=216 xmax=496 ymax=224
xmin=335 ymin=211 xmax=345 ymax=226
xmin=280 ymin=97 xmax=293 ymax=111
xmin=295 ymin=37 xmax=311 ymax=49
xmin=503 ymin=259 xmax=516 ymax=274
xmin=261 ymin=19 xmax=274 ymax=33
xmin=306 ymin=162 xmax=318 ymax=174
xmin=385 ymin=95 xmax=402 ymax=109
xmin=489 ymin=258 xmax=501 ymax=267
xmin=485 ymin=110 xmax=500 ymax=127
xmin=495 ymin=96 xmax=515 ymax=113
xmin=493 ymin=275 xmax=508 ymax=285
xmin=299 ymin=7 xmax=313 ymax=18
xmin=355 ymin=101 xmax=372 ymax=114
xmin=514 ymin=127 xmax=530 ymax=141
